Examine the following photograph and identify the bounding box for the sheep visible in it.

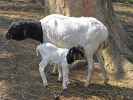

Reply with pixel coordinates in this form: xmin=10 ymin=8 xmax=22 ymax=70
xmin=6 ymin=14 xmax=109 ymax=87
xmin=36 ymin=42 xmax=85 ymax=89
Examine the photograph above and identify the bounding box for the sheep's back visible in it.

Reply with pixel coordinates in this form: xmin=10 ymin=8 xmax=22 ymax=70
xmin=40 ymin=14 xmax=108 ymax=48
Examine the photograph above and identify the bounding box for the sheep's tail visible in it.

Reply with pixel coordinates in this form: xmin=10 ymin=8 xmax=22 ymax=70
xmin=98 ymin=40 xmax=109 ymax=50
xmin=101 ymin=39 xmax=109 ymax=49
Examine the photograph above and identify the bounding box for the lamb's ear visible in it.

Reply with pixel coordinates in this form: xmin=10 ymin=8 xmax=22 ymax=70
xmin=8 ymin=22 xmax=19 ymax=30
xmin=79 ymin=49 xmax=85 ymax=57
xmin=76 ymin=46 xmax=85 ymax=57
xmin=69 ymin=47 xmax=76 ymax=54
xmin=66 ymin=48 xmax=74 ymax=64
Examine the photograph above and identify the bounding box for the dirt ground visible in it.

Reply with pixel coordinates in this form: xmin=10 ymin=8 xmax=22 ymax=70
xmin=0 ymin=1 xmax=133 ymax=100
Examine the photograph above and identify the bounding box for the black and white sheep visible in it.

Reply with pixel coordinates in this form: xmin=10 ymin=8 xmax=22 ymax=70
xmin=36 ymin=42 xmax=85 ymax=89
xmin=6 ymin=14 xmax=109 ymax=87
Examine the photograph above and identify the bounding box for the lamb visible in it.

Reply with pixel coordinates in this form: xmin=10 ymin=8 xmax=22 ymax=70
xmin=6 ymin=14 xmax=109 ymax=87
xmin=36 ymin=42 xmax=85 ymax=89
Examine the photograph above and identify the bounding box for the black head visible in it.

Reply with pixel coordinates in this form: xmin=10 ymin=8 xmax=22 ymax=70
xmin=5 ymin=21 xmax=43 ymax=42
xmin=6 ymin=22 xmax=28 ymax=40
xmin=66 ymin=46 xmax=85 ymax=64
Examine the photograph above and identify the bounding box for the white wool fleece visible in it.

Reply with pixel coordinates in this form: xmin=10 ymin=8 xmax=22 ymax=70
xmin=36 ymin=43 xmax=70 ymax=89
xmin=40 ymin=14 xmax=108 ymax=48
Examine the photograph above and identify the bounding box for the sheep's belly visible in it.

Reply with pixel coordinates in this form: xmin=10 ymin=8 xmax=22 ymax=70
xmin=47 ymin=32 xmax=87 ymax=48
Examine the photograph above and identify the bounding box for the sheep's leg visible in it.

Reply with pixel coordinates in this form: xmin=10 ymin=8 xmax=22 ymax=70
xmin=57 ymin=65 xmax=62 ymax=82
xmin=62 ymin=64 xmax=69 ymax=90
xmin=96 ymin=51 xmax=109 ymax=84
xmin=52 ymin=64 xmax=58 ymax=74
xmin=85 ymin=53 xmax=94 ymax=87
xmin=39 ymin=60 xmax=48 ymax=87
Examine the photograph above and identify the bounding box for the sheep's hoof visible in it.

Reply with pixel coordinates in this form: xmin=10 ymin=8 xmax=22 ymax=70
xmin=61 ymin=89 xmax=69 ymax=96
xmin=54 ymin=96 xmax=60 ymax=100
xmin=54 ymin=94 xmax=60 ymax=100
xmin=67 ymin=81 xmax=70 ymax=85
xmin=84 ymin=82 xmax=90 ymax=87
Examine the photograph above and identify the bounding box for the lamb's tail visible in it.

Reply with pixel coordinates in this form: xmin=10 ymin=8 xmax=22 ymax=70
xmin=97 ymin=40 xmax=109 ymax=51
xmin=101 ymin=39 xmax=109 ymax=49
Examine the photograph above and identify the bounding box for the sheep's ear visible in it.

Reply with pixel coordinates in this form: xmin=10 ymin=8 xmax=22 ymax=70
xmin=69 ymin=49 xmax=73 ymax=54
xmin=8 ymin=22 xmax=19 ymax=30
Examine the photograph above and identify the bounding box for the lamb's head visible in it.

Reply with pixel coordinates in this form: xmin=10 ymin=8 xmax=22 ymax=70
xmin=66 ymin=46 xmax=85 ymax=64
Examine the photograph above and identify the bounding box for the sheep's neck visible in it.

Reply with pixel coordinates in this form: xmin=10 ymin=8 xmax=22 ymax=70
xmin=27 ymin=22 xmax=43 ymax=43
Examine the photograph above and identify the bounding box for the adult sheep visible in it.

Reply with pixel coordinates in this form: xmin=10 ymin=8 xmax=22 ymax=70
xmin=5 ymin=14 xmax=109 ymax=87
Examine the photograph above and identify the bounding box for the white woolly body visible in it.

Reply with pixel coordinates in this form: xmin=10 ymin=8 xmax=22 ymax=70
xmin=40 ymin=14 xmax=108 ymax=51
xmin=36 ymin=43 xmax=68 ymax=64
xmin=36 ymin=43 xmax=69 ymax=89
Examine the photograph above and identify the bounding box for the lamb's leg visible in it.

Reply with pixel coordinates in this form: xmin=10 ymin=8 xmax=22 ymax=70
xmin=39 ymin=60 xmax=48 ymax=87
xmin=57 ymin=65 xmax=62 ymax=82
xmin=85 ymin=54 xmax=94 ymax=87
xmin=62 ymin=64 xmax=69 ymax=90
xmin=52 ymin=64 xmax=58 ymax=74
xmin=96 ymin=50 xmax=109 ymax=84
